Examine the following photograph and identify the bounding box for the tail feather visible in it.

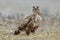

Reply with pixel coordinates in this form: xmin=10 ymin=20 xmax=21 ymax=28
xmin=14 ymin=30 xmax=20 ymax=35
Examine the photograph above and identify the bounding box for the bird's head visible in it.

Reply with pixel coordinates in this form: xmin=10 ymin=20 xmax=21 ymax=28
xmin=32 ymin=6 xmax=41 ymax=15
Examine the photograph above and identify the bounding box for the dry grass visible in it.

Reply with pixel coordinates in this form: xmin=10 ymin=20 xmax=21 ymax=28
xmin=0 ymin=31 xmax=60 ymax=40
xmin=0 ymin=19 xmax=60 ymax=40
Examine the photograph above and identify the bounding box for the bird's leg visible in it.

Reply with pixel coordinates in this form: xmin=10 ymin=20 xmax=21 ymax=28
xmin=31 ymin=26 xmax=38 ymax=33
xmin=31 ymin=29 xmax=35 ymax=33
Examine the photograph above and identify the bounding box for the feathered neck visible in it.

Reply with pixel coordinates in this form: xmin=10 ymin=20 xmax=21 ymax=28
xmin=33 ymin=12 xmax=40 ymax=17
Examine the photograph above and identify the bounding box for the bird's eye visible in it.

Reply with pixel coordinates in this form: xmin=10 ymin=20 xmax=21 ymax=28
xmin=33 ymin=6 xmax=35 ymax=8
xmin=37 ymin=6 xmax=39 ymax=8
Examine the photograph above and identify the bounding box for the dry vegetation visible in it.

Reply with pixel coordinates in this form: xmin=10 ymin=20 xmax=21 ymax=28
xmin=0 ymin=18 xmax=60 ymax=40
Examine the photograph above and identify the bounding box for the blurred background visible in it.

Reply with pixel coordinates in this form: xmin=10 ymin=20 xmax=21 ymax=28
xmin=0 ymin=0 xmax=60 ymax=20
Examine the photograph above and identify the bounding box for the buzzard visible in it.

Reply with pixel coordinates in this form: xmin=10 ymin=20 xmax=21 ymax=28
xmin=14 ymin=6 xmax=42 ymax=35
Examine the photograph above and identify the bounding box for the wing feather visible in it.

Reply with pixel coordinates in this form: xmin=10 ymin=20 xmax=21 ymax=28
xmin=20 ymin=15 xmax=32 ymax=28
